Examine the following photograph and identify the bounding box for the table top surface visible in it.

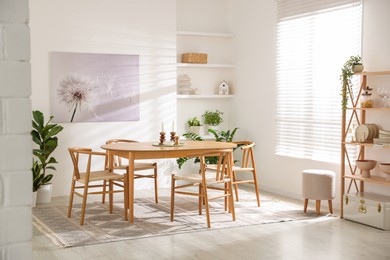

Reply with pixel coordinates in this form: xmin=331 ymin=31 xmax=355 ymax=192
xmin=101 ymin=140 xmax=237 ymax=152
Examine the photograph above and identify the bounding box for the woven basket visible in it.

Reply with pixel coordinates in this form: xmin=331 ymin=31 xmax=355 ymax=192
xmin=181 ymin=53 xmax=208 ymax=64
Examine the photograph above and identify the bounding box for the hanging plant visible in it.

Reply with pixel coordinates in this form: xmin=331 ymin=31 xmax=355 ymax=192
xmin=340 ymin=55 xmax=362 ymax=110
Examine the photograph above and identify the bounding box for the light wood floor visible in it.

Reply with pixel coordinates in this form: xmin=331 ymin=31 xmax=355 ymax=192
xmin=33 ymin=189 xmax=390 ymax=260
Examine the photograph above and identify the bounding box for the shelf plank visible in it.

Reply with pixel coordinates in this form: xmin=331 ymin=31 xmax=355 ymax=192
xmin=346 ymin=107 xmax=390 ymax=111
xmin=177 ymin=63 xmax=234 ymax=68
xmin=354 ymin=71 xmax=390 ymax=76
xmin=177 ymin=94 xmax=234 ymax=99
xmin=176 ymin=31 xmax=235 ymax=38
xmin=344 ymin=175 xmax=390 ymax=186
xmin=344 ymin=142 xmax=390 ymax=148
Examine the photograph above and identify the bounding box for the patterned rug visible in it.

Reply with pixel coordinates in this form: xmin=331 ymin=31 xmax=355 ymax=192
xmin=33 ymin=190 xmax=331 ymax=248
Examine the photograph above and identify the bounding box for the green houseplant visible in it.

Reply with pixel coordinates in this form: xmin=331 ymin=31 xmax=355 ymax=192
xmin=340 ymin=55 xmax=363 ymax=110
xmin=176 ymin=128 xmax=238 ymax=169
xmin=202 ymin=110 xmax=224 ymax=126
xmin=187 ymin=117 xmax=202 ymax=134
xmin=31 ymin=110 xmax=63 ymax=203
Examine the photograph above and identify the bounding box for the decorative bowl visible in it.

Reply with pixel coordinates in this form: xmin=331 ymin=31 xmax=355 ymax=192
xmin=379 ymin=163 xmax=390 ymax=181
xmin=356 ymin=159 xmax=377 ymax=178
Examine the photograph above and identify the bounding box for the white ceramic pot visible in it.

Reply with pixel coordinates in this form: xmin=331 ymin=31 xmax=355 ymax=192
xmin=36 ymin=183 xmax=53 ymax=204
xmin=32 ymin=191 xmax=37 ymax=207
xmin=189 ymin=126 xmax=201 ymax=135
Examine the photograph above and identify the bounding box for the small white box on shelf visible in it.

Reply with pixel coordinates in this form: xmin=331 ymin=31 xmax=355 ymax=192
xmin=344 ymin=192 xmax=390 ymax=230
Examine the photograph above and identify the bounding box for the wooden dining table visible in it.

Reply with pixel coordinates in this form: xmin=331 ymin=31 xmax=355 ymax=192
xmin=101 ymin=140 xmax=237 ymax=223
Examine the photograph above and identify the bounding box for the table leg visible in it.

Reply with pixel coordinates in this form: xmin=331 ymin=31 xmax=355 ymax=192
xmin=227 ymin=151 xmax=236 ymax=221
xmin=128 ymin=152 xmax=135 ymax=223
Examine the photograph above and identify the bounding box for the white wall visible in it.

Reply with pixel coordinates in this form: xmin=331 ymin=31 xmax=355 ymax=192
xmin=0 ymin=0 xmax=33 ymax=258
xmin=30 ymin=0 xmax=177 ymax=196
xmin=229 ymin=0 xmax=390 ymax=209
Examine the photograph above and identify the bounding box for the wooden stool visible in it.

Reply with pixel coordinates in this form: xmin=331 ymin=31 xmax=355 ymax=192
xmin=302 ymin=169 xmax=335 ymax=214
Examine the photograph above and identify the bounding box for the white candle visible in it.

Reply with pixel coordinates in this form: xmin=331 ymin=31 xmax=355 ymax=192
xmin=172 ymin=120 xmax=174 ymax=132
xmin=161 ymin=121 xmax=164 ymax=132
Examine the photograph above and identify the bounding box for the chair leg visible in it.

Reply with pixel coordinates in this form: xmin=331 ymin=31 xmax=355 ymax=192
xmin=170 ymin=174 xmax=175 ymax=222
xmin=227 ymin=180 xmax=236 ymax=221
xmin=109 ymin=180 xmax=114 ymax=213
xmin=123 ymin=177 xmax=128 ymax=221
xmin=201 ymin=179 xmax=211 ymax=228
xmin=252 ymin=170 xmax=260 ymax=207
xmin=80 ymin=184 xmax=89 ymax=225
xmin=198 ymin=184 xmax=203 ymax=215
xmin=316 ymin=200 xmax=321 ymax=215
xmin=328 ymin=200 xmax=333 ymax=214
xmin=224 ymin=183 xmax=228 ymax=212
xmin=304 ymin=198 xmax=308 ymax=212
xmin=102 ymin=180 xmax=107 ymax=204
xmin=154 ymin=164 xmax=158 ymax=203
xmin=232 ymin=171 xmax=239 ymax=202
xmin=67 ymin=179 xmax=76 ymax=218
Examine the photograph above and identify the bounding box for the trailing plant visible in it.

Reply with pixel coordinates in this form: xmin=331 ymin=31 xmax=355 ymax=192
xmin=202 ymin=110 xmax=224 ymax=126
xmin=187 ymin=117 xmax=201 ymax=127
xmin=31 ymin=110 xmax=64 ymax=190
xmin=340 ymin=55 xmax=362 ymax=110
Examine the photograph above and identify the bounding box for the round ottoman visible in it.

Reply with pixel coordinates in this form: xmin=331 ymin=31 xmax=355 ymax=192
xmin=302 ymin=169 xmax=335 ymax=214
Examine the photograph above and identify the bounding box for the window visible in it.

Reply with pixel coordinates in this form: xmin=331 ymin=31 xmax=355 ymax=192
xmin=275 ymin=0 xmax=362 ymax=163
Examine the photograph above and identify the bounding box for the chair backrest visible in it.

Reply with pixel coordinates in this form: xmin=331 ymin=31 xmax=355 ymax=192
xmin=68 ymin=147 xmax=93 ymax=180
xmin=105 ymin=139 xmax=138 ymax=167
xmin=200 ymin=149 xmax=231 ymax=182
xmin=233 ymin=141 xmax=256 ymax=169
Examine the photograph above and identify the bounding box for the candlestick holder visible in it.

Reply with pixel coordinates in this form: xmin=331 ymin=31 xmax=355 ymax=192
xmin=170 ymin=131 xmax=176 ymax=142
xmin=159 ymin=132 xmax=166 ymax=145
xmin=174 ymin=135 xmax=180 ymax=145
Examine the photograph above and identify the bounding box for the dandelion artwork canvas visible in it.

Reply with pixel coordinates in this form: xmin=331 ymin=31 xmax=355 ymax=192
xmin=50 ymin=52 xmax=140 ymax=123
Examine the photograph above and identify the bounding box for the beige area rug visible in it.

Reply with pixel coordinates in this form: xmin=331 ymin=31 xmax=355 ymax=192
xmin=33 ymin=190 xmax=333 ymax=248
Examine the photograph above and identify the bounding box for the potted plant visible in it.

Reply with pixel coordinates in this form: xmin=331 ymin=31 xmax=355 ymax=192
xmin=187 ymin=117 xmax=202 ymax=135
xmin=202 ymin=110 xmax=224 ymax=133
xmin=340 ymin=55 xmax=363 ymax=110
xmin=31 ymin=110 xmax=64 ymax=204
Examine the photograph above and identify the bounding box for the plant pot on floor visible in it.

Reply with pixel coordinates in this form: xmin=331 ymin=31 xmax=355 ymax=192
xmin=36 ymin=183 xmax=53 ymax=204
xmin=32 ymin=191 xmax=37 ymax=207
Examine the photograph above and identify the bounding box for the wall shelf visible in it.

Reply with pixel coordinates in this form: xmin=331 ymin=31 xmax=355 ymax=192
xmin=176 ymin=31 xmax=235 ymax=38
xmin=177 ymin=63 xmax=234 ymax=68
xmin=177 ymin=94 xmax=234 ymax=99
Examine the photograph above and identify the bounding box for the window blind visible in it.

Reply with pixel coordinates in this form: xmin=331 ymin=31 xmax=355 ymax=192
xmin=275 ymin=0 xmax=362 ymax=163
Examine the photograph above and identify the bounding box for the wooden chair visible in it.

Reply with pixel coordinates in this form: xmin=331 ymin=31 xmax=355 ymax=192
xmin=231 ymin=141 xmax=260 ymax=206
xmin=205 ymin=141 xmax=260 ymax=207
xmin=67 ymin=147 xmax=127 ymax=225
xmin=170 ymin=150 xmax=235 ymax=228
xmin=103 ymin=139 xmax=159 ymax=203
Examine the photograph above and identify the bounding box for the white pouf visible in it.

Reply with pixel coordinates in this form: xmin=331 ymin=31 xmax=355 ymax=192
xmin=302 ymin=169 xmax=335 ymax=214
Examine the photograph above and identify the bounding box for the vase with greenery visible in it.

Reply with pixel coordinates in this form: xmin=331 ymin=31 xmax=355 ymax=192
xmin=187 ymin=117 xmax=202 ymax=134
xmin=31 ymin=110 xmax=64 ymax=202
xmin=340 ymin=55 xmax=363 ymax=110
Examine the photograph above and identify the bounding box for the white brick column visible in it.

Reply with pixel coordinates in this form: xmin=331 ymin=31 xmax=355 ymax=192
xmin=0 ymin=0 xmax=33 ymax=259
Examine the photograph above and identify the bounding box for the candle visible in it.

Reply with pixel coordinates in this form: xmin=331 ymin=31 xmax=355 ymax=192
xmin=172 ymin=120 xmax=174 ymax=132
xmin=161 ymin=121 xmax=164 ymax=132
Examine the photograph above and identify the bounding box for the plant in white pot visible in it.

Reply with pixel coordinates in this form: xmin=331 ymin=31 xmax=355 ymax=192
xmin=202 ymin=110 xmax=223 ymax=134
xmin=31 ymin=110 xmax=63 ymax=204
xmin=187 ymin=117 xmax=202 ymax=135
